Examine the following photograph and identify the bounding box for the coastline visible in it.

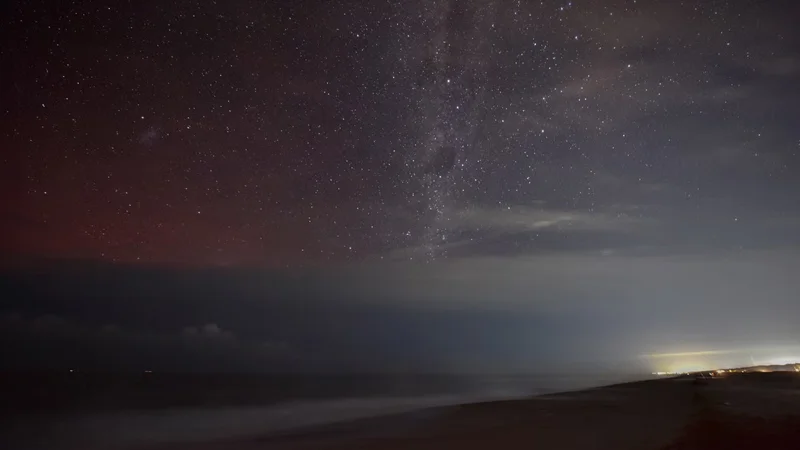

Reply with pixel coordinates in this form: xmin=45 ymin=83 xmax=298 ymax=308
xmin=151 ymin=377 xmax=689 ymax=450
xmin=153 ymin=372 xmax=800 ymax=450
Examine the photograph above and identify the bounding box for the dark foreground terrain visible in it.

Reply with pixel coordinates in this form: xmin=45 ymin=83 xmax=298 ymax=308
xmin=158 ymin=371 xmax=800 ymax=450
xmin=3 ymin=371 xmax=800 ymax=449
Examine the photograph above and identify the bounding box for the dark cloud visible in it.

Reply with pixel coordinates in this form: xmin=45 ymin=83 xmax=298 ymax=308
xmin=0 ymin=308 xmax=295 ymax=372
xmin=182 ymin=323 xmax=236 ymax=340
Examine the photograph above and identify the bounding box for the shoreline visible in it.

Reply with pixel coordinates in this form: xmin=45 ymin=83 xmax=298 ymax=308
xmin=6 ymin=372 xmax=800 ymax=449
xmin=241 ymin=378 xmax=661 ymax=442
xmin=153 ymin=378 xmax=686 ymax=450
xmin=154 ymin=372 xmax=800 ymax=450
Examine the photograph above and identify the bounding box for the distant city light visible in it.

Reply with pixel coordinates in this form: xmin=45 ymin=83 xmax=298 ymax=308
xmin=758 ymin=356 xmax=800 ymax=366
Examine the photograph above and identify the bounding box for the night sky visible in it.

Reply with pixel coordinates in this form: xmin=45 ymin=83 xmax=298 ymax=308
xmin=2 ymin=0 xmax=800 ymax=373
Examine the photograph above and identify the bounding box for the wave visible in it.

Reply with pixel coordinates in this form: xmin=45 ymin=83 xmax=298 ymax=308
xmin=6 ymin=374 xmax=637 ymax=449
xmin=8 ymin=392 xmax=527 ymax=449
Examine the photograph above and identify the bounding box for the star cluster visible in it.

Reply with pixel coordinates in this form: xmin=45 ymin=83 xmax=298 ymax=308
xmin=3 ymin=0 xmax=799 ymax=266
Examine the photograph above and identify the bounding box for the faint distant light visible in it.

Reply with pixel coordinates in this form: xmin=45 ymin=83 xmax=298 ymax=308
xmin=761 ymin=356 xmax=800 ymax=366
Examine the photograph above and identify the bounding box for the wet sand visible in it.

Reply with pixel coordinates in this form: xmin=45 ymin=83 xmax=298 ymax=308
xmin=155 ymin=372 xmax=800 ymax=449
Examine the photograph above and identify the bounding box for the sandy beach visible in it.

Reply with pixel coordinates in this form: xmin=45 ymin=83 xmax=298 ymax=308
xmin=155 ymin=372 xmax=800 ymax=450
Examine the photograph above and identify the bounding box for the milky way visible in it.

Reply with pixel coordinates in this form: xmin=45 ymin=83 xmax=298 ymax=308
xmin=3 ymin=0 xmax=800 ymax=375
xmin=3 ymin=0 xmax=799 ymax=266
xmin=401 ymin=0 xmax=495 ymax=259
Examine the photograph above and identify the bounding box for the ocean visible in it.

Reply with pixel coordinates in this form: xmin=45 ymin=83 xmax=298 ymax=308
xmin=2 ymin=372 xmax=644 ymax=449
